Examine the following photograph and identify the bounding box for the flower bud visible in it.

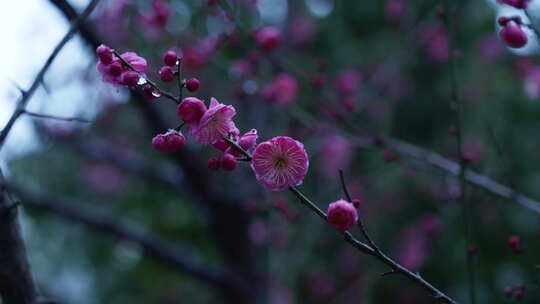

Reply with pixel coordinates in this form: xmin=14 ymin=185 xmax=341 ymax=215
xmin=159 ymin=66 xmax=175 ymax=82
xmin=151 ymin=130 xmax=186 ymax=153
xmin=254 ymin=26 xmax=282 ymax=52
xmin=121 ymin=71 xmax=140 ymax=87
xmin=96 ymin=44 xmax=114 ymax=64
xmin=142 ymin=84 xmax=157 ymax=99
xmin=500 ymin=21 xmax=528 ymax=48
xmin=108 ymin=62 xmax=123 ymax=77
xmin=221 ymin=153 xmax=237 ymax=171
xmin=185 ymin=78 xmax=200 ymax=92
xmin=208 ymin=157 xmax=221 ymax=170
xmin=177 ymin=97 xmax=207 ymax=124
xmin=163 ymin=50 xmax=178 ymax=66
xmin=327 ymin=199 xmax=358 ymax=232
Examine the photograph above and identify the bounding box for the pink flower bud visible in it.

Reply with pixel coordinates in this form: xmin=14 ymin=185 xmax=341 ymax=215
xmin=96 ymin=44 xmax=114 ymax=64
xmin=262 ymin=73 xmax=298 ymax=105
xmin=208 ymin=157 xmax=221 ymax=170
xmin=212 ymin=138 xmax=232 ymax=152
xmin=239 ymin=129 xmax=258 ymax=151
xmin=142 ymin=84 xmax=157 ymax=99
xmin=177 ymin=97 xmax=207 ymax=124
xmin=327 ymin=199 xmax=358 ymax=232
xmin=120 ymin=71 xmax=140 ymax=87
xmin=185 ymin=78 xmax=200 ymax=92
xmin=382 ymin=150 xmax=398 ymax=162
xmin=254 ymin=26 xmax=282 ymax=52
xmin=505 ymin=286 xmax=513 ymax=297
xmin=467 ymin=245 xmax=478 ymax=255
xmin=151 ymin=130 xmax=186 ymax=153
xmin=508 ymin=235 xmax=521 ymax=247
xmin=163 ymin=50 xmax=178 ymax=66
xmin=221 ymin=153 xmax=237 ymax=171
xmin=500 ymin=22 xmax=528 ymax=48
xmin=108 ymin=62 xmax=123 ymax=76
xmin=159 ymin=66 xmax=175 ymax=82
xmin=310 ymin=73 xmax=327 ymax=87
xmin=351 ymin=198 xmax=361 ymax=208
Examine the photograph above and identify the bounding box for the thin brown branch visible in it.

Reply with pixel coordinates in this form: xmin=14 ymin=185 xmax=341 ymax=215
xmin=226 ymin=141 xmax=457 ymax=303
xmin=339 ymin=170 xmax=381 ymax=254
xmin=112 ymin=50 xmax=179 ymax=104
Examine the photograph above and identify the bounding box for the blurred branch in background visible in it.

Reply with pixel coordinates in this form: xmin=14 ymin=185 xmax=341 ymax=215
xmin=7 ymin=184 xmax=250 ymax=297
xmin=0 ymin=1 xmax=100 ymax=303
xmin=0 ymin=0 xmax=101 ymax=152
xmin=0 ymin=170 xmax=38 ymax=304
xmin=353 ymin=135 xmax=540 ymax=216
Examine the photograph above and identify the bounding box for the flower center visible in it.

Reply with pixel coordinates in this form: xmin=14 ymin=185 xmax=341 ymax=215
xmin=273 ymin=155 xmax=288 ymax=169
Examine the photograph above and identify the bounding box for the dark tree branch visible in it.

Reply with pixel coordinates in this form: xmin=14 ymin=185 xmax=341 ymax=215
xmin=0 ymin=0 xmax=101 ymax=151
xmin=0 ymin=170 xmax=38 ymax=304
xmin=0 ymin=2 xmax=101 ymax=303
xmin=7 ymin=184 xmax=250 ymax=296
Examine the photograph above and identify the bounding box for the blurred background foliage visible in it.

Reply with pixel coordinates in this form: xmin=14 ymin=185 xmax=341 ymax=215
xmin=4 ymin=0 xmax=540 ymax=303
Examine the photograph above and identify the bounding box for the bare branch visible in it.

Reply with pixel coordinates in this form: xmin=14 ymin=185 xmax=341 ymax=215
xmin=24 ymin=111 xmax=90 ymax=123
xmin=0 ymin=0 xmax=101 ymax=151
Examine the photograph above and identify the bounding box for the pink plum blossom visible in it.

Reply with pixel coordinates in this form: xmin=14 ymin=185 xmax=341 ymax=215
xmin=262 ymin=74 xmax=298 ymax=105
xmin=251 ymin=136 xmax=309 ymax=191
xmin=254 ymin=26 xmax=282 ymax=52
xmin=318 ymin=134 xmax=352 ymax=179
xmin=191 ymin=98 xmax=238 ymax=145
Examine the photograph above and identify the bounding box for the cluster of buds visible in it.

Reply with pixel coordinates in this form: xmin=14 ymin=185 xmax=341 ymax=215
xmin=96 ymin=44 xmax=147 ymax=87
xmin=505 ymin=284 xmax=525 ymax=301
xmin=507 ymin=235 xmax=524 ymax=254
xmin=159 ymin=50 xmax=200 ymax=92
xmin=208 ymin=129 xmax=258 ymax=171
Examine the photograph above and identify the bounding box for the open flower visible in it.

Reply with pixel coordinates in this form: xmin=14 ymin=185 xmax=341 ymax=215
xmin=191 ymin=97 xmax=238 ymax=145
xmin=251 ymin=136 xmax=309 ymax=191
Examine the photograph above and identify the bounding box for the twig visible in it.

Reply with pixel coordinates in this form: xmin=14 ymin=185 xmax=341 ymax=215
xmin=290 ymin=185 xmax=456 ymax=304
xmin=24 ymin=111 xmax=90 ymax=123
xmin=0 ymin=0 xmax=101 ymax=151
xmin=112 ymin=50 xmax=179 ymax=104
xmin=441 ymin=2 xmax=476 ymax=302
xmin=227 ymin=141 xmax=457 ymax=303
xmin=339 ymin=170 xmax=380 ymax=254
